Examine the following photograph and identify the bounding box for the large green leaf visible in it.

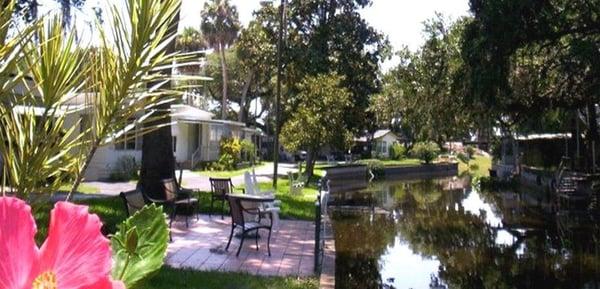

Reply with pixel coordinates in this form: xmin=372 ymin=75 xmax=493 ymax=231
xmin=111 ymin=204 xmax=169 ymax=288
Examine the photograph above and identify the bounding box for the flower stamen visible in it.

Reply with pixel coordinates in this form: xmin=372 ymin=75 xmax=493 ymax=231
xmin=33 ymin=271 xmax=58 ymax=289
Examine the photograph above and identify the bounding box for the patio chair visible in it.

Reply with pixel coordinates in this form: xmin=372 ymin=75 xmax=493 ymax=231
xmin=244 ymin=172 xmax=281 ymax=229
xmin=225 ymin=195 xmax=272 ymax=257
xmin=138 ymin=179 xmax=199 ymax=240
xmin=209 ymin=178 xmax=240 ymax=219
xmin=119 ymin=189 xmax=145 ymax=217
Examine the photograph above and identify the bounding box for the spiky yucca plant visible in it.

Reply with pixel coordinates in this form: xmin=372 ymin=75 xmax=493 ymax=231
xmin=0 ymin=0 xmax=193 ymax=200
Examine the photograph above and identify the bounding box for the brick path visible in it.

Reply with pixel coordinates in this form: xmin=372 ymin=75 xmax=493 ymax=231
xmin=166 ymin=214 xmax=315 ymax=277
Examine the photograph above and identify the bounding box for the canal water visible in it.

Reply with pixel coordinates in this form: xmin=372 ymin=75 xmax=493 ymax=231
xmin=330 ymin=177 xmax=600 ymax=289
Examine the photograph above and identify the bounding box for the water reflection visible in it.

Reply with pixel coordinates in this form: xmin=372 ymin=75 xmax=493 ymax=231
xmin=331 ymin=177 xmax=600 ymax=289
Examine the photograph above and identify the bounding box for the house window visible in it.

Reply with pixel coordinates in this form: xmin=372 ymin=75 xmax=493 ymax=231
xmin=173 ymin=136 xmax=177 ymax=153
xmin=382 ymin=141 xmax=387 ymax=153
xmin=210 ymin=126 xmax=223 ymax=141
xmin=115 ymin=118 xmax=139 ymax=151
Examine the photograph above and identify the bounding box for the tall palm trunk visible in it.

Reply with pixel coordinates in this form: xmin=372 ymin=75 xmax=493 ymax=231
xmin=219 ymin=44 xmax=228 ymax=119
xmin=140 ymin=8 xmax=179 ymax=198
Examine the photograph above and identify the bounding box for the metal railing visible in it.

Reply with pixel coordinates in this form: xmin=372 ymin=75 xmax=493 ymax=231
xmin=314 ymin=179 xmax=328 ymax=275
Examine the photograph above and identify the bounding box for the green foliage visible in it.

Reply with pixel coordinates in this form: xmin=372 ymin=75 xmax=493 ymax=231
xmin=465 ymin=145 xmax=476 ymax=159
xmin=410 ymin=142 xmax=441 ymax=164
xmin=456 ymin=152 xmax=470 ymax=164
xmin=219 ymin=137 xmax=242 ymax=158
xmin=281 ymin=73 xmax=352 ymax=153
xmin=109 ymin=155 xmax=140 ymax=182
xmin=0 ymin=0 xmax=186 ymax=199
xmin=370 ymin=15 xmax=475 ymax=143
xmin=240 ymin=139 xmax=256 ymax=163
xmin=461 ymin=0 xmax=600 ymax=143
xmin=212 ymin=137 xmax=243 ymax=170
xmin=213 ymin=153 xmax=236 ymax=171
xmin=389 ymin=143 xmax=407 ymax=160
xmin=356 ymin=159 xmax=385 ymax=177
xmin=112 ymin=204 xmax=169 ymax=288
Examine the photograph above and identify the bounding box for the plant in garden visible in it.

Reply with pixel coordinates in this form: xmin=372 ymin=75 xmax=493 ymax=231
xmin=109 ymin=156 xmax=140 ymax=182
xmin=410 ymin=141 xmax=441 ymax=164
xmin=0 ymin=197 xmax=168 ymax=289
xmin=389 ymin=143 xmax=406 ymax=160
xmin=465 ymin=145 xmax=476 ymax=159
xmin=240 ymin=139 xmax=256 ymax=164
xmin=0 ymin=0 xmax=190 ymax=200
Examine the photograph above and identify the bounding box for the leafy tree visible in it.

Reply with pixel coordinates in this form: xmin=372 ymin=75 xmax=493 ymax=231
xmin=461 ymin=0 xmax=600 ymax=167
xmin=280 ymin=73 xmax=352 ymax=178
xmin=176 ymin=27 xmax=206 ymax=75
xmin=247 ymin=1 xmax=388 ymax=138
xmin=11 ymin=0 xmax=87 ymax=27
xmin=200 ymin=0 xmax=241 ymax=119
xmin=370 ymin=15 xmax=475 ymax=144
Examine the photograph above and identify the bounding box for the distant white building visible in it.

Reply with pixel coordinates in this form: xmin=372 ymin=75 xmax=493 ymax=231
xmin=13 ymin=88 xmax=259 ymax=180
xmin=82 ymin=104 xmax=258 ymax=180
xmin=354 ymin=129 xmax=403 ymax=158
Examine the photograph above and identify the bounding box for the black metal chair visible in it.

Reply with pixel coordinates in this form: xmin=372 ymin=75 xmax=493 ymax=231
xmin=138 ymin=179 xmax=199 ymax=241
xmin=119 ymin=189 xmax=145 ymax=217
xmin=209 ymin=178 xmax=240 ymax=219
xmin=225 ymin=195 xmax=272 ymax=257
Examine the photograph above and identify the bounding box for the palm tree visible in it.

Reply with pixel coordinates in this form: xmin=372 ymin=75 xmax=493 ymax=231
xmin=176 ymin=27 xmax=207 ymax=75
xmin=200 ymin=0 xmax=240 ymax=119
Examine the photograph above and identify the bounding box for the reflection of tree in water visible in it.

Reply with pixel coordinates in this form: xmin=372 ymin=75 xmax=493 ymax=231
xmin=332 ymin=178 xmax=600 ymax=289
xmin=332 ymin=211 xmax=397 ymax=289
xmin=399 ymin=182 xmax=600 ymax=289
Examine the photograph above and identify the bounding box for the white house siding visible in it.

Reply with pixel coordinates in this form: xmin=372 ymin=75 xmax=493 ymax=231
xmin=83 ymin=145 xmax=141 ymax=181
xmin=374 ymin=133 xmax=399 ymax=158
xmin=172 ymin=122 xmax=189 ymax=163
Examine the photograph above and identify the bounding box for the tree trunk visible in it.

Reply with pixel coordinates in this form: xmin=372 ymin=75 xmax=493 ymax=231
xmin=304 ymin=148 xmax=317 ymax=182
xmin=140 ymin=8 xmax=179 ymax=199
xmin=238 ymin=70 xmax=254 ymax=123
xmin=219 ymin=44 xmax=228 ymax=119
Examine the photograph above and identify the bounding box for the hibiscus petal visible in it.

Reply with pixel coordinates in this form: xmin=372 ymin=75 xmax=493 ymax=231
xmin=80 ymin=278 xmax=126 ymax=289
xmin=0 ymin=197 xmax=38 ymax=289
xmin=39 ymin=201 xmax=112 ymax=289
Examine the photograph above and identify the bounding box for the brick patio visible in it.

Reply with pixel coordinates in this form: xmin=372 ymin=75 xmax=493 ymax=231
xmin=166 ymin=215 xmax=315 ymax=277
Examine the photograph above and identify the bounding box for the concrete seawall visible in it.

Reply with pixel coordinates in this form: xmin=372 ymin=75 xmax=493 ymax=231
xmin=382 ymin=163 xmax=459 ymax=179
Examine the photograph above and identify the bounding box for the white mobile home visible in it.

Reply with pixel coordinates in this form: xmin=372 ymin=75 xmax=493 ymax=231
xmin=83 ymin=104 xmax=258 ymax=180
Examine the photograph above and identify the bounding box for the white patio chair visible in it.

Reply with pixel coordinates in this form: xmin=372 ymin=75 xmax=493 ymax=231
xmin=244 ymin=171 xmax=281 ymax=230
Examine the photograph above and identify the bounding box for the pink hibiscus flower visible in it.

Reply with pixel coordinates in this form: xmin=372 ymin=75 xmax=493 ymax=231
xmin=0 ymin=197 xmax=125 ymax=289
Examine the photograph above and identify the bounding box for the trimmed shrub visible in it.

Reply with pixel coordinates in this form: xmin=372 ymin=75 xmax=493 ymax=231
xmin=389 ymin=143 xmax=406 ymax=160
xmin=410 ymin=141 xmax=441 ymax=164
xmin=109 ymin=155 xmax=139 ymax=181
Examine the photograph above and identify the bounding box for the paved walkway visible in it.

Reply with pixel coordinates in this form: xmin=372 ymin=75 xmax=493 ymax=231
xmin=79 ymin=163 xmax=299 ymax=196
xmin=167 ymin=214 xmax=315 ymax=277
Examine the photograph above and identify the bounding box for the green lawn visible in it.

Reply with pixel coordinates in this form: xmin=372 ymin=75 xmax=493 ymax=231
xmin=58 ymin=183 xmax=100 ymax=194
xmin=196 ymin=162 xmax=271 ymax=178
xmin=459 ymin=155 xmax=492 ymax=178
xmin=193 ymin=178 xmax=319 ymax=221
xmin=138 ymin=267 xmax=318 ymax=289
